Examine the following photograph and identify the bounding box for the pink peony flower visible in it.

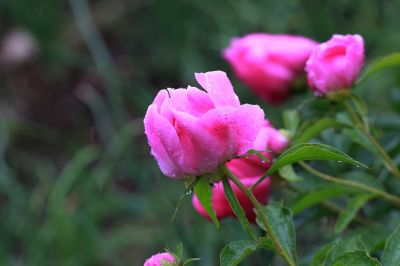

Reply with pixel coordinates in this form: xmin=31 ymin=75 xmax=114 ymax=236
xmin=144 ymin=71 xmax=265 ymax=179
xmin=192 ymin=119 xmax=288 ymax=222
xmin=144 ymin=252 xmax=175 ymax=266
xmin=305 ymin=34 xmax=364 ymax=97
xmin=223 ymin=33 xmax=317 ymax=104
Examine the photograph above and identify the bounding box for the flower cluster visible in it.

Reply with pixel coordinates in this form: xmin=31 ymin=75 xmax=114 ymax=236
xmin=224 ymin=33 xmax=364 ymax=101
xmin=143 ymin=32 xmax=366 ymax=266
xmin=223 ymin=33 xmax=317 ymax=104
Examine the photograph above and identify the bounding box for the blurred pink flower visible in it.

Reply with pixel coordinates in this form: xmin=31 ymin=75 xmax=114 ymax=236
xmin=144 ymin=252 xmax=175 ymax=266
xmin=144 ymin=71 xmax=265 ymax=179
xmin=223 ymin=33 xmax=317 ymax=104
xmin=0 ymin=29 xmax=38 ymax=67
xmin=305 ymin=34 xmax=364 ymax=96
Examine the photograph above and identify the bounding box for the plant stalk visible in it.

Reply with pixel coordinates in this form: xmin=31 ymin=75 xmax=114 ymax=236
xmin=299 ymin=162 xmax=400 ymax=207
xmin=344 ymin=100 xmax=400 ymax=180
xmin=223 ymin=165 xmax=297 ymax=266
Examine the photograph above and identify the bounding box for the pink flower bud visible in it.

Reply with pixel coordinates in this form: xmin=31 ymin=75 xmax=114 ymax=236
xmin=305 ymin=34 xmax=364 ymax=97
xmin=144 ymin=71 xmax=265 ymax=179
xmin=144 ymin=252 xmax=175 ymax=266
xmin=223 ymin=33 xmax=317 ymax=104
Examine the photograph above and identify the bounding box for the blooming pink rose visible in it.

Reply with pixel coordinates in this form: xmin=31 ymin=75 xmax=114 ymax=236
xmin=305 ymin=34 xmax=364 ymax=96
xmin=144 ymin=252 xmax=175 ymax=266
xmin=223 ymin=33 xmax=317 ymax=104
xmin=144 ymin=71 xmax=265 ymax=179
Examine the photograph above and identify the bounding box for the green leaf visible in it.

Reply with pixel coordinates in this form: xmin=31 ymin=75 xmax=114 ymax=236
xmin=357 ymin=52 xmax=400 ymax=84
xmin=334 ymin=194 xmax=374 ymax=234
xmin=381 ymin=224 xmax=400 ymax=266
xmin=278 ymin=165 xmax=303 ymax=183
xmin=329 ymin=237 xmax=368 ymax=264
xmin=312 ymin=243 xmax=335 ymax=266
xmin=182 ymin=258 xmax=201 ymax=266
xmin=284 ymin=109 xmax=300 ymax=137
xmin=222 ymin=176 xmax=256 ymax=240
xmin=220 ymin=240 xmax=258 ymax=266
xmin=258 ymin=237 xmax=275 ymax=251
xmin=256 ymin=201 xmax=297 ymax=264
xmin=295 ymin=118 xmax=348 ymax=144
xmin=193 ymin=177 xmax=220 ymax=229
xmin=332 ymin=250 xmax=381 ymax=266
xmin=357 ymin=225 xmax=390 ymax=252
xmin=291 ymin=187 xmax=357 ymax=215
xmin=260 ymin=144 xmax=366 ymax=183
xmin=48 ymin=146 xmax=99 ymax=213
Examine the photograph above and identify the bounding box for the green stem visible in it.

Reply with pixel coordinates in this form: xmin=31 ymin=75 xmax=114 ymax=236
xmin=223 ymin=165 xmax=297 ymax=266
xmin=344 ymin=100 xmax=400 ymax=180
xmin=299 ymin=162 xmax=400 ymax=207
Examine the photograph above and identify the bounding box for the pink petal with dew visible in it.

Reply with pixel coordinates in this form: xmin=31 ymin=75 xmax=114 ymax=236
xmin=186 ymin=86 xmax=215 ymax=116
xmin=229 ymin=104 xmax=265 ymax=154
xmin=195 ymin=71 xmax=240 ymax=108
xmin=200 ymin=104 xmax=264 ymax=157
xmin=171 ymin=109 xmax=224 ymax=175
xmin=226 ymin=153 xmax=272 ymax=179
xmin=144 ymin=105 xmax=185 ymax=178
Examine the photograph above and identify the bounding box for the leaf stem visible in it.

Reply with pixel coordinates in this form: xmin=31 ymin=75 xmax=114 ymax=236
xmin=299 ymin=162 xmax=400 ymax=207
xmin=223 ymin=165 xmax=297 ymax=266
xmin=344 ymin=100 xmax=400 ymax=180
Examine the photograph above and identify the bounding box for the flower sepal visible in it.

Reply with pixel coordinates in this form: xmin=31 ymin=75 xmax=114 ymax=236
xmin=326 ymin=89 xmax=351 ymax=102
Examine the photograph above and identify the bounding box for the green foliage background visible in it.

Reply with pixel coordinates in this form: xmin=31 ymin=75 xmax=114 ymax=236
xmin=0 ymin=0 xmax=400 ymax=265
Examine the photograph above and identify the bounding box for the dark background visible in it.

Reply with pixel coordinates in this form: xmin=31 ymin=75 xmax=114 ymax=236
xmin=1 ymin=0 xmax=400 ymax=265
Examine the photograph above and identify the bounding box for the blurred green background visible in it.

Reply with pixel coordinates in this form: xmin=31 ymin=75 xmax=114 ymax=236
xmin=1 ymin=0 xmax=400 ymax=265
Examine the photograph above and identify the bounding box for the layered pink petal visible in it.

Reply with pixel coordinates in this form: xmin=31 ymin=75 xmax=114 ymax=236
xmin=144 ymin=105 xmax=184 ymax=178
xmin=229 ymin=104 xmax=266 ymax=154
xmin=200 ymin=104 xmax=264 ymax=158
xmin=186 ymin=86 xmax=214 ymax=116
xmin=171 ymin=109 xmax=223 ymax=175
xmin=226 ymin=153 xmax=272 ymax=179
xmin=195 ymin=71 xmax=240 ymax=107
